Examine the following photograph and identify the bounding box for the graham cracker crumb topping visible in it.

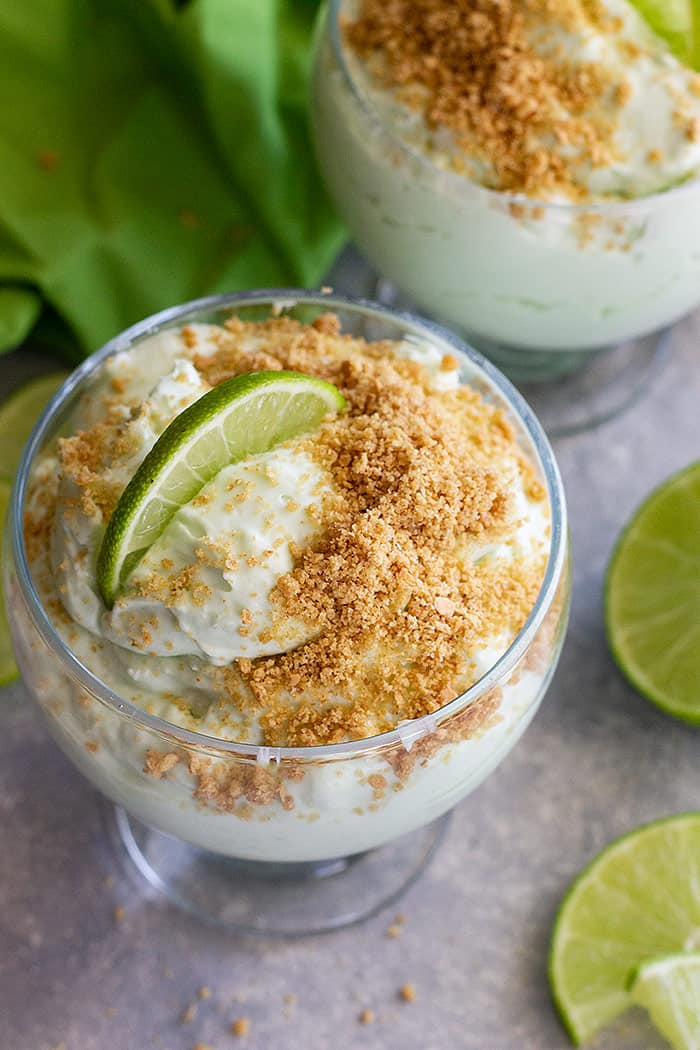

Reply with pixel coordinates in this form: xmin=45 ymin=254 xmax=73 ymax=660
xmin=343 ymin=0 xmax=636 ymax=198
xmin=26 ymin=311 xmax=548 ymax=750
xmin=189 ymin=315 xmax=546 ymax=746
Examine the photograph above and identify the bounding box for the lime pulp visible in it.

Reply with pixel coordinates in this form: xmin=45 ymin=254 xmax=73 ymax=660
xmin=629 ymin=952 xmax=700 ymax=1050
xmin=629 ymin=0 xmax=700 ymax=67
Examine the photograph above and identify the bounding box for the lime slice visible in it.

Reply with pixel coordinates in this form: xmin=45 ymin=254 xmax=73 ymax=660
xmin=0 ymin=372 xmax=67 ymax=688
xmin=0 ymin=372 xmax=68 ymax=481
xmin=0 ymin=287 xmax=42 ymax=353
xmin=549 ymin=813 xmax=700 ymax=1045
xmin=0 ymin=480 xmax=18 ymax=686
xmin=605 ymin=461 xmax=700 ymax=723
xmin=629 ymin=1 xmax=700 ymax=67
xmin=97 ymin=370 xmax=345 ymax=607
xmin=629 ymin=952 xmax=700 ymax=1050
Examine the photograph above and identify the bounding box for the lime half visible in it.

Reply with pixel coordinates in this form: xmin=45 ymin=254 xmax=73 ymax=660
xmin=605 ymin=461 xmax=700 ymax=723
xmin=0 ymin=372 xmax=68 ymax=481
xmin=629 ymin=952 xmax=700 ymax=1050
xmin=549 ymin=813 xmax=700 ymax=1045
xmin=629 ymin=1 xmax=700 ymax=67
xmin=97 ymin=370 xmax=345 ymax=607
xmin=0 ymin=480 xmax=18 ymax=685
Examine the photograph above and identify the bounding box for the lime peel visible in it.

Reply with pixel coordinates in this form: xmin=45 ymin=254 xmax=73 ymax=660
xmin=97 ymin=370 xmax=345 ymax=608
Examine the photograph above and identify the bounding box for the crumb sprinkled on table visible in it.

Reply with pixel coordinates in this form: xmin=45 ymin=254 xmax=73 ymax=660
xmin=230 ymin=1017 xmax=251 ymax=1037
xmin=399 ymin=983 xmax=417 ymax=1002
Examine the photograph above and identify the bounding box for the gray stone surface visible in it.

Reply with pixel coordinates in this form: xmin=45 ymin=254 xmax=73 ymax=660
xmin=1 ymin=256 xmax=698 ymax=1050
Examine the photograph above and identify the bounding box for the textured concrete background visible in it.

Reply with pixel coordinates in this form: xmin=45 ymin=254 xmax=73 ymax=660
xmin=1 ymin=252 xmax=698 ymax=1050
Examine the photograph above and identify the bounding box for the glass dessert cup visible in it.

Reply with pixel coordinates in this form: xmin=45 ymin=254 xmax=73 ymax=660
xmin=5 ymin=291 xmax=570 ymax=936
xmin=311 ymin=2 xmax=700 ymax=435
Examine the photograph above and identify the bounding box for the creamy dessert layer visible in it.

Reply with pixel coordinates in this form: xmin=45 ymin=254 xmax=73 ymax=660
xmin=26 ymin=313 xmax=549 ymax=748
xmin=343 ymin=0 xmax=700 ymax=200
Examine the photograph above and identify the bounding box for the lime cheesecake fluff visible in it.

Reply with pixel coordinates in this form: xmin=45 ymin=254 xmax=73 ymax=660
xmin=34 ymin=326 xmax=338 ymax=671
xmin=341 ymin=0 xmax=700 ymax=202
xmin=21 ymin=312 xmax=564 ymax=860
xmin=29 ymin=317 xmax=549 ymax=737
xmin=312 ymin=0 xmax=700 ymax=354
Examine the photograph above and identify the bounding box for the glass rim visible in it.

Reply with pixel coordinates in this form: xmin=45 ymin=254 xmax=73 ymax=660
xmin=326 ymin=0 xmax=700 ymax=215
xmin=11 ymin=288 xmax=568 ymax=761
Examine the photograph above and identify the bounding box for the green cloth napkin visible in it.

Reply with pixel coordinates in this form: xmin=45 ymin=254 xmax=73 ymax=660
xmin=0 ymin=0 xmax=345 ymax=360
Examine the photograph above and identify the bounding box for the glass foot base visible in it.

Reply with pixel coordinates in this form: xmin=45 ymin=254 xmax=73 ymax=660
xmin=369 ymin=273 xmax=672 ymax=437
xmin=104 ymin=804 xmax=450 ymax=936
xmin=514 ymin=329 xmax=672 ymax=437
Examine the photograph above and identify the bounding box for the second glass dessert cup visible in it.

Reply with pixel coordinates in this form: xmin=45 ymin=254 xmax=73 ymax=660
xmin=5 ymin=291 xmax=570 ymax=935
xmin=311 ymin=2 xmax=700 ymax=434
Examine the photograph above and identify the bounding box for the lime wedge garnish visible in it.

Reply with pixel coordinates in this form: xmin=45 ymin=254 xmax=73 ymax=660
xmin=629 ymin=952 xmax=700 ymax=1050
xmin=0 ymin=372 xmax=68 ymax=481
xmin=549 ymin=813 xmax=700 ymax=1045
xmin=97 ymin=370 xmax=345 ymax=608
xmin=0 ymin=480 xmax=18 ymax=686
xmin=629 ymin=0 xmax=700 ymax=67
xmin=605 ymin=461 xmax=700 ymax=723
